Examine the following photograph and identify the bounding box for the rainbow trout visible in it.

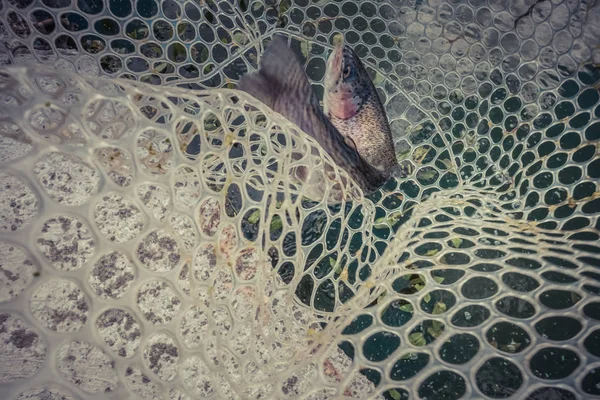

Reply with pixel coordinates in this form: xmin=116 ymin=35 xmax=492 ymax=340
xmin=238 ymin=36 xmax=387 ymax=195
xmin=324 ymin=41 xmax=400 ymax=176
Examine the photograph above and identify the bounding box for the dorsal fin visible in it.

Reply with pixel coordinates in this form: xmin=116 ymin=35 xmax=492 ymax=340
xmin=239 ymin=35 xmax=318 ymax=109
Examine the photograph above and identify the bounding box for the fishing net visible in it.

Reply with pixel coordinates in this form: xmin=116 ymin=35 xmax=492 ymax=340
xmin=1 ymin=0 xmax=600 ymax=399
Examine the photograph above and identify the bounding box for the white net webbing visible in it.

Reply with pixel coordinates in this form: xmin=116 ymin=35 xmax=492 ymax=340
xmin=0 ymin=0 xmax=600 ymax=399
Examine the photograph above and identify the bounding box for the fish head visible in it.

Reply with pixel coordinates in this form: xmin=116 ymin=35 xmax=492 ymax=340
xmin=324 ymin=43 xmax=371 ymax=120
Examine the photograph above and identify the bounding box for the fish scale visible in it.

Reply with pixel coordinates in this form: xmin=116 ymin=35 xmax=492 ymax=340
xmin=324 ymin=44 xmax=401 ymax=176
xmin=328 ymin=99 xmax=398 ymax=173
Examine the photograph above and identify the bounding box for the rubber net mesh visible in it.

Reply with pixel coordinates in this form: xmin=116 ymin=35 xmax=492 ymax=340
xmin=1 ymin=0 xmax=600 ymax=399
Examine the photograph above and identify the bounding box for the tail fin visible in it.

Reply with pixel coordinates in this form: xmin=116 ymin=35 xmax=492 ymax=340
xmin=387 ymin=160 xmax=413 ymax=180
xmin=239 ymin=35 xmax=318 ymax=109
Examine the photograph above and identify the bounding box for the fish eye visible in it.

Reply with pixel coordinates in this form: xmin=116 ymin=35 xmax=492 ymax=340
xmin=343 ymin=65 xmax=350 ymax=78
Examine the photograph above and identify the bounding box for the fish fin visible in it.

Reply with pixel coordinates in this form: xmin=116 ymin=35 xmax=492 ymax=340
xmin=343 ymin=135 xmax=358 ymax=153
xmin=237 ymin=71 xmax=277 ymax=108
xmin=387 ymin=161 xmax=413 ymax=179
xmin=239 ymin=35 xmax=318 ymax=108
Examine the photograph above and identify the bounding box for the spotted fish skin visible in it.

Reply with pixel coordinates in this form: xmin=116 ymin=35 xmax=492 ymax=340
xmin=238 ymin=35 xmax=387 ymax=194
xmin=324 ymin=43 xmax=399 ymax=175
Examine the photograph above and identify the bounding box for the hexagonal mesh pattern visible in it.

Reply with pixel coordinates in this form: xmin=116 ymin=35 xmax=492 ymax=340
xmin=1 ymin=0 xmax=600 ymax=399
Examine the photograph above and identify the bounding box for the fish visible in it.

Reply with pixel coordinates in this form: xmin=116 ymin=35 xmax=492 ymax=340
xmin=238 ymin=35 xmax=387 ymax=196
xmin=323 ymin=40 xmax=400 ymax=176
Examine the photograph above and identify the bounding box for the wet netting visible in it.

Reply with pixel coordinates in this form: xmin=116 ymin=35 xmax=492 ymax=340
xmin=1 ymin=0 xmax=600 ymax=399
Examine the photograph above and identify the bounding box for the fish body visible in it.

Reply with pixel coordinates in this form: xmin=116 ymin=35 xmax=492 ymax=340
xmin=238 ymin=36 xmax=387 ymax=195
xmin=324 ymin=42 xmax=399 ymax=175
